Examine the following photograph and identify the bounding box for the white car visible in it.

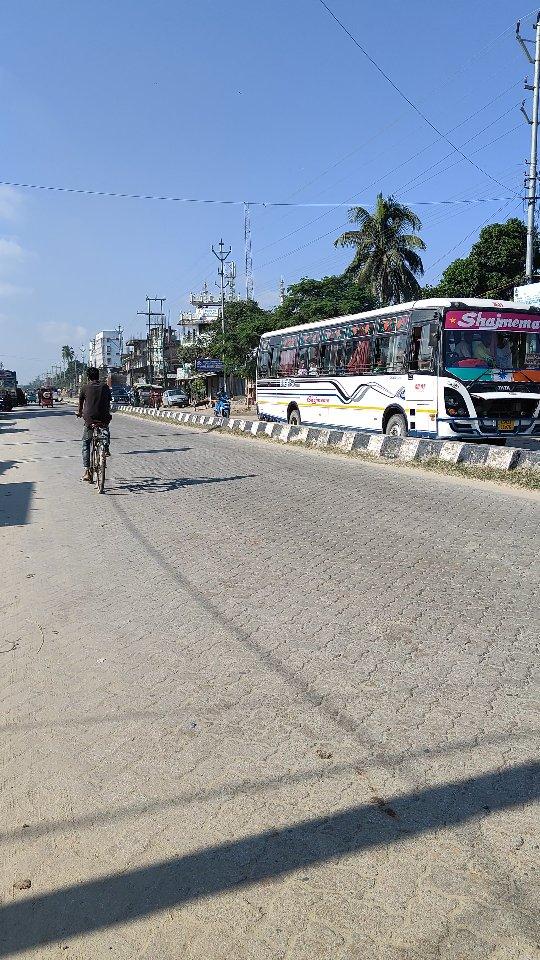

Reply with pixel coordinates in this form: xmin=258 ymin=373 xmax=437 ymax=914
xmin=163 ymin=389 xmax=189 ymax=408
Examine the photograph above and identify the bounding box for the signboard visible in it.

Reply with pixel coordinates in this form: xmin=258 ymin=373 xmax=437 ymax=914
xmin=514 ymin=282 xmax=540 ymax=307
xmin=444 ymin=308 xmax=540 ymax=333
xmin=195 ymin=358 xmax=224 ymax=373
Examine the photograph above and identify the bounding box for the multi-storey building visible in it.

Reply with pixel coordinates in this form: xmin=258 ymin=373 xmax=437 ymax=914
xmin=178 ymin=284 xmax=221 ymax=343
xmin=123 ymin=337 xmax=148 ymax=386
xmin=88 ymin=331 xmax=122 ymax=371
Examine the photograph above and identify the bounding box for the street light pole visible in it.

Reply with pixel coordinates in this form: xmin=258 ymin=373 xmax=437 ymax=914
xmin=518 ymin=14 xmax=540 ymax=281
xmin=212 ymin=238 xmax=231 ymax=391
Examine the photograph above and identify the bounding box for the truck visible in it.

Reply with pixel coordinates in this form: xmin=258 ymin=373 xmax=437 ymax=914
xmin=0 ymin=369 xmax=18 ymax=404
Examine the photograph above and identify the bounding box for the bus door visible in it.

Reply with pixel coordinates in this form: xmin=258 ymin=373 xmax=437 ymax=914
xmin=405 ymin=311 xmax=439 ymax=434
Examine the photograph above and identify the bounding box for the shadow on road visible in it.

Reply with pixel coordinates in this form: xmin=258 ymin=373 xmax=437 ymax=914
xmin=122 ymin=447 xmax=191 ymax=456
xmin=0 ymin=459 xmax=18 ymax=478
xmin=0 ymin=481 xmax=34 ymax=526
xmin=108 ymin=474 xmax=256 ymax=495
xmin=2 ymin=726 xmax=538 ymax=847
xmin=1 ymin=761 xmax=537 ymax=956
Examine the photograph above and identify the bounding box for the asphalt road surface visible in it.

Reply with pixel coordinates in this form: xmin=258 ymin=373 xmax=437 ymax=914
xmin=1 ymin=405 xmax=539 ymax=960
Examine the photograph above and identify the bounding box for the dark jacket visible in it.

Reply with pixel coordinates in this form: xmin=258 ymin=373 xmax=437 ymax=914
xmin=78 ymin=382 xmax=112 ymax=426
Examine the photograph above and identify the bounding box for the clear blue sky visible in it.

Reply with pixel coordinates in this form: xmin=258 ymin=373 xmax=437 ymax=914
xmin=0 ymin=0 xmax=534 ymax=381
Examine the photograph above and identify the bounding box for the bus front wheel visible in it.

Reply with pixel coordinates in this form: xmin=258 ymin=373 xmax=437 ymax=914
xmin=385 ymin=413 xmax=408 ymax=438
xmin=288 ymin=407 xmax=301 ymax=426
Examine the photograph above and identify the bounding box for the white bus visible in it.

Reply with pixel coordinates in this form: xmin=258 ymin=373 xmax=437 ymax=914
xmin=256 ymin=298 xmax=540 ymax=443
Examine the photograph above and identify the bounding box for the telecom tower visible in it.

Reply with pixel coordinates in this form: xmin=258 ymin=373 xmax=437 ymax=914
xmin=244 ymin=203 xmax=254 ymax=300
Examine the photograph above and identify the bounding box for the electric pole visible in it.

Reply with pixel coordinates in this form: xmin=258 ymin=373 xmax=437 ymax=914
xmin=518 ymin=14 xmax=540 ymax=282
xmin=117 ymin=325 xmax=124 ymax=368
xmin=137 ymin=297 xmax=166 ymax=385
xmin=212 ymin=239 xmax=231 ymax=391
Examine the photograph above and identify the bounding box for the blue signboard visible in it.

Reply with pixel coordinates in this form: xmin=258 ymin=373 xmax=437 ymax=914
xmin=195 ymin=358 xmax=224 ymax=373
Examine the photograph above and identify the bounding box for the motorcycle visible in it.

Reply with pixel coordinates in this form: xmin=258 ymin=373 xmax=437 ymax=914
xmin=214 ymin=390 xmax=231 ymax=419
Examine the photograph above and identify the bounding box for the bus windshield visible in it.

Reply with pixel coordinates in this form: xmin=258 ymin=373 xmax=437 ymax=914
xmin=443 ymin=307 xmax=540 ymax=381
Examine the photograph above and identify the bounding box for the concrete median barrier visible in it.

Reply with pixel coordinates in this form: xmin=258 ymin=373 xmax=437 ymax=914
xmin=115 ymin=407 xmax=539 ymax=475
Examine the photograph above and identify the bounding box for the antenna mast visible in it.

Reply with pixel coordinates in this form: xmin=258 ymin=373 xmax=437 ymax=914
xmin=244 ymin=202 xmax=254 ymax=300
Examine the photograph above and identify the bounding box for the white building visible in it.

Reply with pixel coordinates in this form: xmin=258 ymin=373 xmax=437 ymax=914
xmin=88 ymin=331 xmax=121 ymax=370
xmin=178 ymin=284 xmax=221 ymax=343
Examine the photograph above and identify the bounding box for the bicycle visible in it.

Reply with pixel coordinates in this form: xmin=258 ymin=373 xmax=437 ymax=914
xmin=89 ymin=422 xmax=109 ymax=493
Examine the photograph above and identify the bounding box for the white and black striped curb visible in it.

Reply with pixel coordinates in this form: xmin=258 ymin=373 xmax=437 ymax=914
xmin=115 ymin=406 xmax=540 ymax=473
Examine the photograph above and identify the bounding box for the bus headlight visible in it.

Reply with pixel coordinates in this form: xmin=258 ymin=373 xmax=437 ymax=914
xmin=444 ymin=387 xmax=469 ymax=418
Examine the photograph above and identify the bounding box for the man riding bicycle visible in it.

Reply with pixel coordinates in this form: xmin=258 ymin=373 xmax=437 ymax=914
xmin=77 ymin=367 xmax=112 ymax=481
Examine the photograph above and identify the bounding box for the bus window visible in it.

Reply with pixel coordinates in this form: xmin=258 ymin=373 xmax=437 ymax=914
xmin=344 ymin=337 xmax=371 ymax=374
xmin=267 ymin=341 xmax=282 ymax=377
xmin=320 ymin=341 xmax=337 ymax=374
xmin=258 ymin=345 xmax=270 ymax=377
xmin=410 ymin=324 xmax=436 ymax=372
xmin=298 ymin=346 xmax=309 ymax=376
xmin=373 ymin=334 xmax=408 ymax=373
xmin=307 ymin=344 xmax=319 ymax=376
xmin=279 ymin=346 xmax=297 ymax=376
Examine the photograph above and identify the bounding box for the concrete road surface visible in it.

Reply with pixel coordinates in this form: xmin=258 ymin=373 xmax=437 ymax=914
xmin=1 ymin=405 xmax=538 ymax=960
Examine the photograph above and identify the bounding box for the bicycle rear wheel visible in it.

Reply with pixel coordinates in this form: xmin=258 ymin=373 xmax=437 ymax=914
xmin=89 ymin=436 xmax=97 ymax=483
xmin=97 ymin=445 xmax=106 ymax=493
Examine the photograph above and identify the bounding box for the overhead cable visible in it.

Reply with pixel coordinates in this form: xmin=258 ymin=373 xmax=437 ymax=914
xmin=317 ymin=0 xmax=518 ymax=197
xmin=0 ymin=179 xmax=517 ymax=209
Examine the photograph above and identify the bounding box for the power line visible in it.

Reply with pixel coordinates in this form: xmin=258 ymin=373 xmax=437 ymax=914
xmin=274 ymin=165 xmax=522 ymax=282
xmin=0 ymin=179 xmax=519 ymax=210
xmin=254 ymin=85 xmax=523 ymax=256
xmin=258 ymin=125 xmax=523 ymax=270
xmin=317 ymin=0 xmax=519 ymax=197
xmin=423 ymin=198 xmax=521 ymax=277
xmin=282 ymin=78 xmax=522 ymax=214
xmin=279 ymin=7 xmax=536 ymax=206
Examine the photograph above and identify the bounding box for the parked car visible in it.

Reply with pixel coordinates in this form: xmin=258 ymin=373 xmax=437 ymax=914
xmin=162 ymin=388 xmax=189 ymax=408
xmin=0 ymin=388 xmax=13 ymax=411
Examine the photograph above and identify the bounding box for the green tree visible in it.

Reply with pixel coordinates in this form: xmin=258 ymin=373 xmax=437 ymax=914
xmin=335 ymin=193 xmax=426 ymax=305
xmin=61 ymin=345 xmax=75 ymax=365
xmin=425 ymin=218 xmax=536 ymax=299
xmin=176 ymin=335 xmax=211 ymax=369
xmin=273 ymin=274 xmax=375 ymax=328
xmin=207 ymin=299 xmax=273 ymax=379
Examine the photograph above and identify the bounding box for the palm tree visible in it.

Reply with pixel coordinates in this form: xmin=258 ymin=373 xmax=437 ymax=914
xmin=335 ymin=194 xmax=426 ymax=305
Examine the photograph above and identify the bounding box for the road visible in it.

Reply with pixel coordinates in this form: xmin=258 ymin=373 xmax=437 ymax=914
xmin=1 ymin=405 xmax=539 ymax=960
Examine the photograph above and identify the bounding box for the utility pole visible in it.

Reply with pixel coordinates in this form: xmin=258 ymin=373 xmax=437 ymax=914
xmin=137 ymin=297 xmax=166 ymax=384
xmin=212 ymin=239 xmax=231 ymax=391
xmin=117 ymin=325 xmax=124 ymax=367
xmin=518 ymin=14 xmax=540 ymax=282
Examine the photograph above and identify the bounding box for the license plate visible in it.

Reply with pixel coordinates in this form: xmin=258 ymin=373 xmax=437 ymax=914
xmin=498 ymin=419 xmax=515 ymax=431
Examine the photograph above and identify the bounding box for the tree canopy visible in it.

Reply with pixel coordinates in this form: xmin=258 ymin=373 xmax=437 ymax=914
xmin=272 ymin=274 xmax=375 ymax=327
xmin=424 ymin=218 xmax=536 ymax=299
xmin=207 ymin=299 xmax=272 ymax=379
xmin=335 ymin=193 xmax=426 ymax=305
